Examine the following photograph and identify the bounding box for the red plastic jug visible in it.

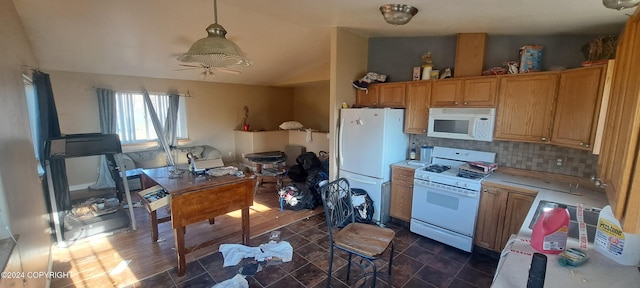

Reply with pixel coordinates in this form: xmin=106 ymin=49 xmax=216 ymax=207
xmin=531 ymin=207 xmax=570 ymax=254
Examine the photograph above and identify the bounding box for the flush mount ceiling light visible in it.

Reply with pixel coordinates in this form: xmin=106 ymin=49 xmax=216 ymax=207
xmin=178 ymin=0 xmax=251 ymax=70
xmin=380 ymin=4 xmax=419 ymax=25
xmin=603 ymin=0 xmax=640 ymax=10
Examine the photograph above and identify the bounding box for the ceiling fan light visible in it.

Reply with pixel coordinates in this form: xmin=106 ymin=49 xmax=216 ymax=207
xmin=178 ymin=24 xmax=251 ymax=67
xmin=603 ymin=0 xmax=640 ymax=10
xmin=178 ymin=0 xmax=251 ymax=69
xmin=380 ymin=4 xmax=418 ymax=25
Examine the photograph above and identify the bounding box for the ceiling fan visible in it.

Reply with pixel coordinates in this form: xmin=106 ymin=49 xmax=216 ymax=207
xmin=174 ymin=63 xmax=240 ymax=80
xmin=176 ymin=0 xmax=251 ymax=77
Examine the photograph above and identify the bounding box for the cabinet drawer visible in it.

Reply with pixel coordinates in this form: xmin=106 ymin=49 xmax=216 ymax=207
xmin=392 ymin=166 xmax=415 ymax=182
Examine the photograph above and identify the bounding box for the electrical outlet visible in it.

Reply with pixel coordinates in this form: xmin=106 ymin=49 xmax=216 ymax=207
xmin=556 ymin=158 xmax=563 ymax=166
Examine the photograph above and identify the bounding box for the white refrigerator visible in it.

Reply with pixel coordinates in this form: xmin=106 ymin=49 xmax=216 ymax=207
xmin=339 ymin=108 xmax=409 ymax=225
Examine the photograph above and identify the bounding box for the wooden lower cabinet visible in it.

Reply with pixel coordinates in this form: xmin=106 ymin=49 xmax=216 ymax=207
xmin=475 ymin=183 xmax=536 ymax=251
xmin=390 ymin=165 xmax=416 ymax=222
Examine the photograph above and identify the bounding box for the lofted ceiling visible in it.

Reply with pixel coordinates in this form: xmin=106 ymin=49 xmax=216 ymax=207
xmin=12 ymin=0 xmax=635 ymax=86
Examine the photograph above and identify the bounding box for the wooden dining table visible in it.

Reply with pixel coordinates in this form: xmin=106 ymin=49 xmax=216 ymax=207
xmin=140 ymin=167 xmax=255 ymax=276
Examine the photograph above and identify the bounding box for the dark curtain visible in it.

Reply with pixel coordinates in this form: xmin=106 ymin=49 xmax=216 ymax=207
xmin=33 ymin=71 xmax=70 ymax=226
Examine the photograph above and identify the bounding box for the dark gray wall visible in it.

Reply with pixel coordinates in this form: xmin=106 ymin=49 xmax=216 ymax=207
xmin=368 ymin=34 xmax=608 ymax=82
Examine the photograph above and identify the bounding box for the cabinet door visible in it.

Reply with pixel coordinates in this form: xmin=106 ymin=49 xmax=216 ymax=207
xmin=378 ymin=83 xmax=407 ymax=108
xmin=390 ymin=166 xmax=415 ymax=222
xmin=430 ymin=79 xmax=464 ymax=107
xmin=404 ymin=82 xmax=431 ymax=134
xmin=597 ymin=8 xmax=640 ymax=230
xmin=390 ymin=181 xmax=413 ymax=222
xmin=462 ymin=77 xmax=497 ymax=107
xmin=499 ymin=192 xmax=535 ymax=250
xmin=474 ymin=185 xmax=508 ymax=251
xmin=355 ymin=85 xmax=379 ymax=107
xmin=551 ymin=66 xmax=604 ymax=150
xmin=494 ymin=73 xmax=558 ymax=143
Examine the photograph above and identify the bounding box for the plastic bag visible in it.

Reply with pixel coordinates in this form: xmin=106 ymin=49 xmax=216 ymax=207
xmin=351 ymin=188 xmax=374 ymax=224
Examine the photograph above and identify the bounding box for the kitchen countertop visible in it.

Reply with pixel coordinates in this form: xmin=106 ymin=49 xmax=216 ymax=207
xmin=485 ymin=172 xmax=640 ymax=287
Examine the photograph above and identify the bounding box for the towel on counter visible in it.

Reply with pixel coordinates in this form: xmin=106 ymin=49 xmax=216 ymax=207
xmin=219 ymin=241 xmax=293 ymax=267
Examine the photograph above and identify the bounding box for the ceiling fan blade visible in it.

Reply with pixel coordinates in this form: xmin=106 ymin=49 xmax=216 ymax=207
xmin=173 ymin=67 xmax=200 ymax=71
xmin=214 ymin=67 xmax=241 ymax=75
xmin=179 ymin=63 xmax=204 ymax=68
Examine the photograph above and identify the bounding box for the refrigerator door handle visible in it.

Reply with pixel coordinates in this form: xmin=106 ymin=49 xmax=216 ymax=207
xmin=339 ymin=117 xmax=344 ymax=167
xmin=346 ymin=175 xmax=378 ymax=185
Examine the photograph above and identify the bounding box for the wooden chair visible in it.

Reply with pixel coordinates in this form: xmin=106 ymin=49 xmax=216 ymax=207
xmin=319 ymin=178 xmax=395 ymax=287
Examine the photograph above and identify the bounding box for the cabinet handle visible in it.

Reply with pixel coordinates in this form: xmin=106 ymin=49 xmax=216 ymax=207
xmin=483 ymin=188 xmax=495 ymax=194
xmin=455 ymin=101 xmax=459 ymax=105
xmin=463 ymin=102 xmax=468 ymax=105
xmin=541 ymin=137 xmax=548 ymax=142
xmin=409 ymin=185 xmax=413 ymax=188
xmin=579 ymin=142 xmax=585 ymax=146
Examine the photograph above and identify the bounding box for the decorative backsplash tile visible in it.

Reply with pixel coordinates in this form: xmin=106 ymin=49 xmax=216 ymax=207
xmin=410 ymin=136 xmax=598 ymax=179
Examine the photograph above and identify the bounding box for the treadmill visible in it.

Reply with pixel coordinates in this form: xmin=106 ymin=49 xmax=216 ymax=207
xmin=44 ymin=133 xmax=136 ymax=246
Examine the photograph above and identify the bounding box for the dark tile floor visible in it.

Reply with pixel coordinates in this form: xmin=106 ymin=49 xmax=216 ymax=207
xmin=127 ymin=215 xmax=499 ymax=288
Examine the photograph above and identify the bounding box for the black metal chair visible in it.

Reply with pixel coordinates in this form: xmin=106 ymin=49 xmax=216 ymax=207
xmin=319 ymin=178 xmax=395 ymax=287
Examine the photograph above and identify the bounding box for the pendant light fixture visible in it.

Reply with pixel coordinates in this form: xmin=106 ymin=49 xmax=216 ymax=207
xmin=603 ymin=0 xmax=640 ymax=10
xmin=178 ymin=0 xmax=251 ymax=69
xmin=380 ymin=4 xmax=419 ymax=25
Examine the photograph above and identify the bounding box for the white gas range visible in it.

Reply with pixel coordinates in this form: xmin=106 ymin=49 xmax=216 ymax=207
xmin=410 ymin=146 xmax=496 ymax=252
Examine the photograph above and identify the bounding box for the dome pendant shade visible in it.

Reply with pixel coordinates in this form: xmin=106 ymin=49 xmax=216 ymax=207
xmin=603 ymin=0 xmax=640 ymax=10
xmin=178 ymin=23 xmax=251 ymax=68
xmin=178 ymin=0 xmax=251 ymax=68
xmin=380 ymin=4 xmax=418 ymax=25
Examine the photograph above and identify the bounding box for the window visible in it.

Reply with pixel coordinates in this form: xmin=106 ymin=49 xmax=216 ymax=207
xmin=115 ymin=91 xmax=188 ymax=144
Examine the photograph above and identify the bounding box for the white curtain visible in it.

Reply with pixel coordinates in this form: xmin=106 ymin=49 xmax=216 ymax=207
xmin=143 ymin=91 xmax=175 ymax=167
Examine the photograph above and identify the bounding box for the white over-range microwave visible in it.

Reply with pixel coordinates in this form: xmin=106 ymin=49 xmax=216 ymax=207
xmin=427 ymin=107 xmax=496 ymax=142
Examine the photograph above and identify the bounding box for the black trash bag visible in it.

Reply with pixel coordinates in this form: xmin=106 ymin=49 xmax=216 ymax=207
xmin=278 ymin=183 xmax=319 ymax=211
xmin=296 ymin=152 xmax=322 ymax=171
xmin=351 ymin=188 xmax=375 ymax=224
xmin=287 ymin=164 xmax=308 ymax=183
xmin=306 ymin=169 xmax=328 ymax=206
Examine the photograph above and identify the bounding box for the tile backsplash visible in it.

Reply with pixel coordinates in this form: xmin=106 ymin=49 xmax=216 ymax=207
xmin=410 ymin=136 xmax=599 ymax=179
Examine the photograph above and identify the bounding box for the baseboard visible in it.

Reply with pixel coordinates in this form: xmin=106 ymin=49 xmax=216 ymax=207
xmin=69 ymin=183 xmax=92 ymax=191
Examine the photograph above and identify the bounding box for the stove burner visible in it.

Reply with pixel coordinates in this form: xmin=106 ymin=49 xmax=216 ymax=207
xmin=424 ymin=164 xmax=451 ymax=173
xmin=457 ymin=171 xmax=484 ymax=180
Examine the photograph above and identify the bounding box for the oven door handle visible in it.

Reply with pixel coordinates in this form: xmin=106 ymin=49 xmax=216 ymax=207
xmin=414 ymin=181 xmax=477 ymax=198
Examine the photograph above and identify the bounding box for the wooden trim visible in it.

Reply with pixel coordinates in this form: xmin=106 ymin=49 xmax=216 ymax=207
xmin=495 ymin=167 xmax=603 ymax=191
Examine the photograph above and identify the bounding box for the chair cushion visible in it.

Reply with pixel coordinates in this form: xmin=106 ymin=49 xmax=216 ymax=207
xmin=334 ymin=222 xmax=395 ymax=258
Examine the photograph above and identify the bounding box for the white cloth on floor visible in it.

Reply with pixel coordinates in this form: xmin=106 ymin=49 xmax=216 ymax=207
xmin=219 ymin=241 xmax=293 ymax=267
xmin=211 ymin=274 xmax=248 ymax=288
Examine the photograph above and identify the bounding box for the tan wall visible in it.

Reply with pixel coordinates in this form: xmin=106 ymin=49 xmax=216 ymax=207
xmin=293 ymin=81 xmax=330 ymax=132
xmin=0 ymin=0 xmax=50 ymax=286
xmin=329 ymin=28 xmax=369 ymax=180
xmin=48 ymin=71 xmax=294 ymax=186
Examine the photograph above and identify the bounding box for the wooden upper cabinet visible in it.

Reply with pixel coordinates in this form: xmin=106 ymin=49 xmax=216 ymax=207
xmin=404 ymin=81 xmax=431 ymax=134
xmin=378 ymin=82 xmax=407 ymax=108
xmin=462 ymin=77 xmax=497 ymax=107
xmin=355 ymin=85 xmax=379 ymax=107
xmin=430 ymin=78 xmax=464 ymax=107
xmin=597 ymin=8 xmax=640 ymax=233
xmin=551 ymin=65 xmax=605 ymax=150
xmin=431 ymin=77 xmax=497 ymax=107
xmin=494 ymin=73 xmax=559 ymax=143
xmin=355 ymin=83 xmax=406 ymax=108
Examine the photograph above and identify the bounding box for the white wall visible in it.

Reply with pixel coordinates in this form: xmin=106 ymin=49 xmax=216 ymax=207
xmin=0 ymin=0 xmax=51 ymax=286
